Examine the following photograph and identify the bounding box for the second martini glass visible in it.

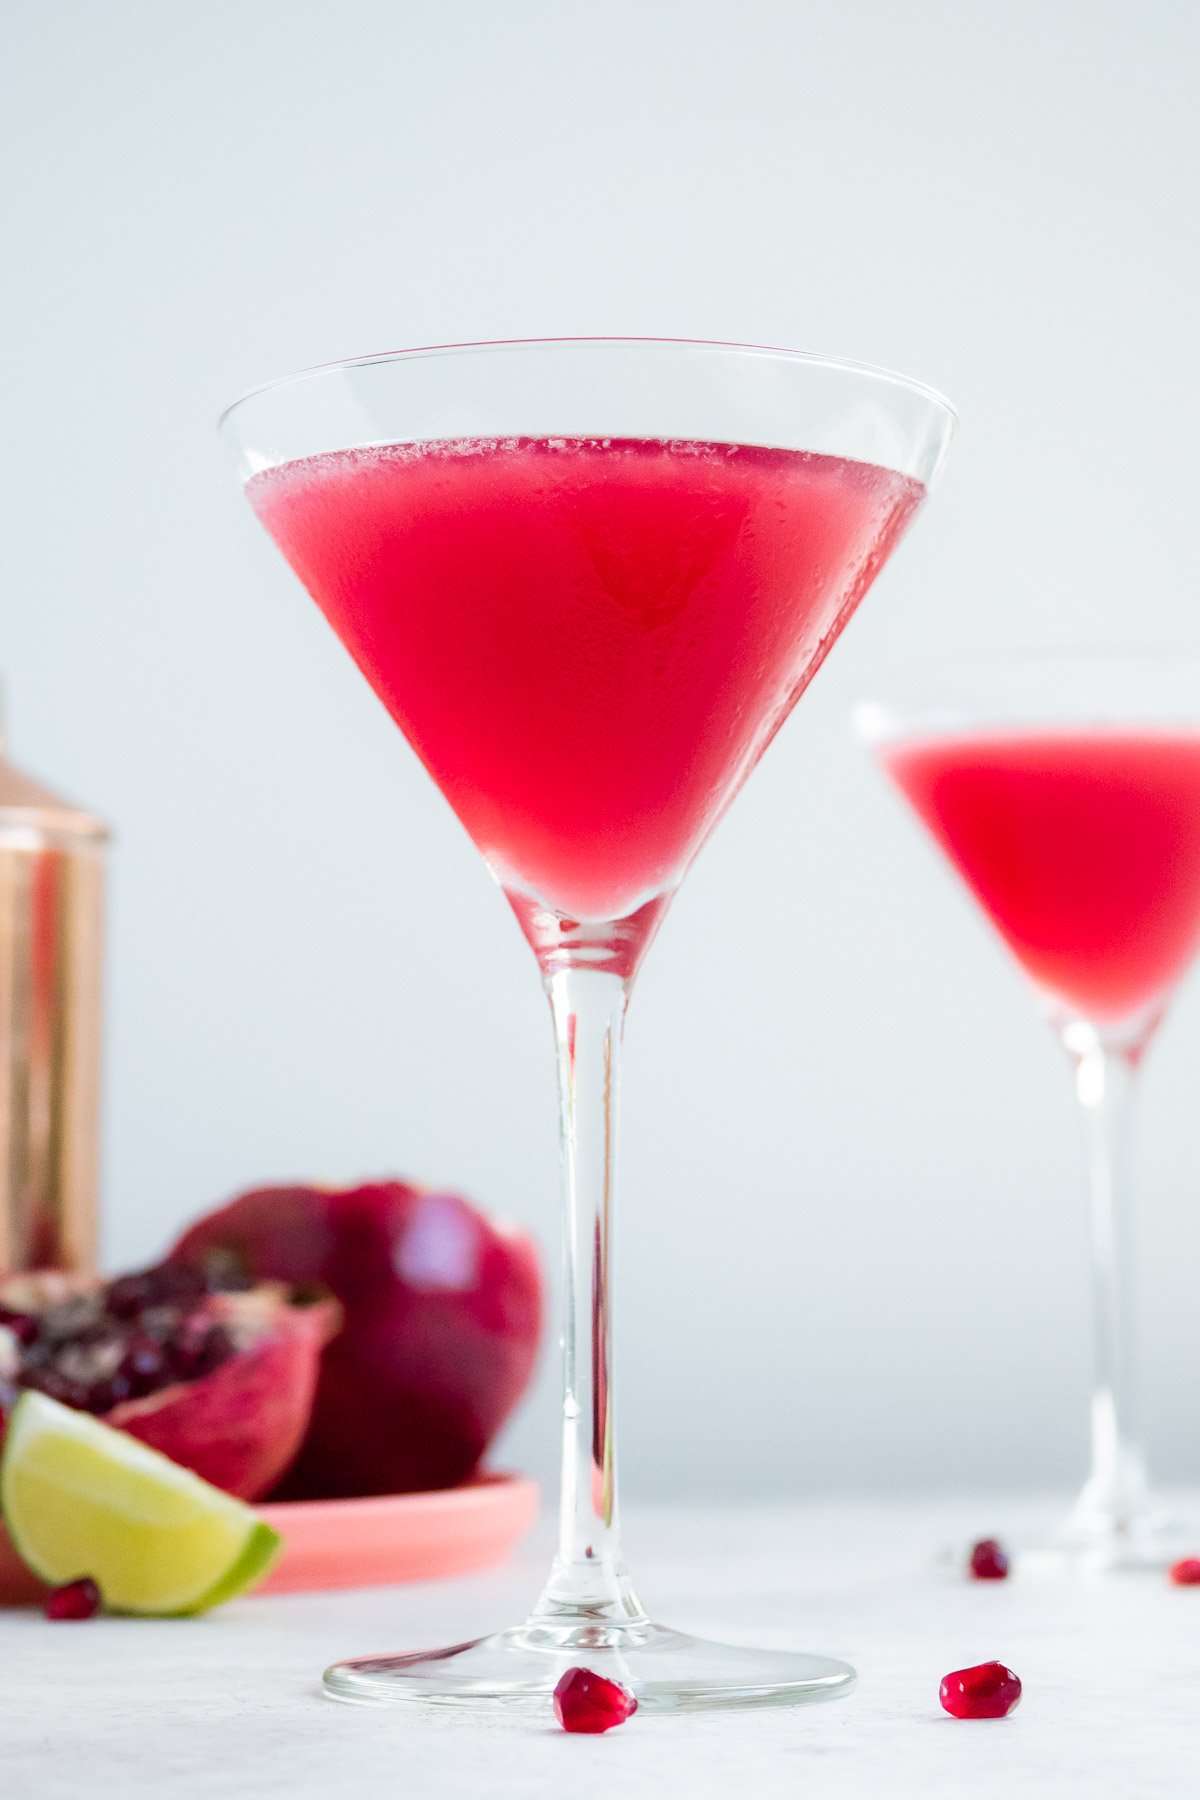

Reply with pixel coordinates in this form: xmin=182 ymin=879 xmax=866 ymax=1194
xmin=859 ymin=654 xmax=1200 ymax=1570
xmin=221 ymin=339 xmax=955 ymax=1709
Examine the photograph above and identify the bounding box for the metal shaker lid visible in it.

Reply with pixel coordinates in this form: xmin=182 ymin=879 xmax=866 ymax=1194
xmin=0 ymin=712 xmax=109 ymax=843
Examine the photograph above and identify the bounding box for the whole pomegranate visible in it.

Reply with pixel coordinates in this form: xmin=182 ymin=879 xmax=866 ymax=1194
xmin=170 ymin=1181 xmax=543 ymax=1498
xmin=0 ymin=1264 xmax=336 ymax=1500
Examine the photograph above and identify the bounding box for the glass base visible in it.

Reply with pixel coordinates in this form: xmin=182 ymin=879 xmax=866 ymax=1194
xmin=943 ymin=1487 xmax=1194 ymax=1576
xmin=324 ymin=1617 xmax=856 ymax=1713
xmin=1017 ymin=1506 xmax=1192 ymax=1575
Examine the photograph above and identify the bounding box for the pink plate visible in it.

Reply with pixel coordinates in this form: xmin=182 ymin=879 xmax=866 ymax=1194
xmin=0 ymin=1472 xmax=539 ymax=1605
xmin=256 ymin=1473 xmax=539 ymax=1594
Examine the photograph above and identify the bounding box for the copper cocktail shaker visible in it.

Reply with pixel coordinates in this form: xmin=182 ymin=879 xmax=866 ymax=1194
xmin=0 ymin=719 xmax=107 ymax=1272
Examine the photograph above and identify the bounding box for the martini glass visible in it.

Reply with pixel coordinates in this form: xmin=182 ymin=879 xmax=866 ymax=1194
xmin=220 ymin=339 xmax=955 ymax=1710
xmin=858 ymin=653 xmax=1200 ymax=1571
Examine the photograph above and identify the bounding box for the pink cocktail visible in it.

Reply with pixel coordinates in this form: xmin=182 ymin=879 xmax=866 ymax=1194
xmin=862 ymin=658 xmax=1200 ymax=1569
xmin=884 ymin=730 xmax=1200 ymax=1028
xmin=251 ymin=437 xmax=920 ymax=956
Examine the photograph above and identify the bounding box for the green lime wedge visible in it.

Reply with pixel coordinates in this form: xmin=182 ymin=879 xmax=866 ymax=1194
xmin=1 ymin=1391 xmax=281 ymax=1615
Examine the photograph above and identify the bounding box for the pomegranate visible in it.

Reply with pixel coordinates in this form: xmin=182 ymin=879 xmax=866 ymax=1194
xmin=968 ymin=1538 xmax=1010 ymax=1581
xmin=0 ymin=1264 xmax=337 ymax=1501
xmin=553 ymin=1667 xmax=638 ymax=1733
xmin=939 ymin=1661 xmax=1022 ymax=1720
xmin=45 ymin=1577 xmax=101 ymax=1621
xmin=170 ymin=1180 xmax=543 ymax=1497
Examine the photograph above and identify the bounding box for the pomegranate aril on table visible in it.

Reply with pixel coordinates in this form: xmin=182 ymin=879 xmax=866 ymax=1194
xmin=44 ymin=1577 xmax=101 ymax=1621
xmin=968 ymin=1538 xmax=1010 ymax=1581
xmin=1169 ymin=1557 xmax=1200 ymax=1586
xmin=939 ymin=1661 xmax=1022 ymax=1719
xmin=553 ymin=1667 xmax=638 ymax=1733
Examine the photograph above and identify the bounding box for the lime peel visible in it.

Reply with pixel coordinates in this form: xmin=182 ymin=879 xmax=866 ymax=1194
xmin=1 ymin=1391 xmax=282 ymax=1615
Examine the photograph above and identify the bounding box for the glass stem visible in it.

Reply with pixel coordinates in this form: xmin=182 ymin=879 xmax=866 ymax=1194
xmin=529 ymin=963 xmax=644 ymax=1626
xmin=1068 ymin=1035 xmax=1149 ymax=1535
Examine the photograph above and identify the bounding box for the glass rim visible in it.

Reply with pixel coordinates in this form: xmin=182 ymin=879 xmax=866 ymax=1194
xmin=860 ymin=643 xmax=1200 ymax=686
xmin=217 ymin=335 xmax=959 ymax=437
xmin=854 ymin=644 xmax=1200 ymax=743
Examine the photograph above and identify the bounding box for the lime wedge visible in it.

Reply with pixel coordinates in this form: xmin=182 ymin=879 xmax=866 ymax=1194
xmin=1 ymin=1391 xmax=282 ymax=1615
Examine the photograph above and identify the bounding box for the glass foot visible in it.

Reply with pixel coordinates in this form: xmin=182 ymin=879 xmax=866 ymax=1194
xmin=942 ymin=1492 xmax=1195 ymax=1576
xmin=324 ymin=1617 xmax=856 ymax=1713
xmin=1018 ymin=1504 xmax=1193 ymax=1575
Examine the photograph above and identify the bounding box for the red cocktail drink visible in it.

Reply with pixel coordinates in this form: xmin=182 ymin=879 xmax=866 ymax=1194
xmin=885 ymin=730 xmax=1200 ymax=1025
xmin=252 ymin=437 xmax=920 ymax=929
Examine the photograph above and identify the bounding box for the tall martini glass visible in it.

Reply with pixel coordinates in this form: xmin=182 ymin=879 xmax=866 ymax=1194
xmin=859 ymin=654 xmax=1200 ymax=1570
xmin=220 ymin=339 xmax=955 ymax=1711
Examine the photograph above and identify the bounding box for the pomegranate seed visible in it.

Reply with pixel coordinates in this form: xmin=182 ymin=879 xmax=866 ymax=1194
xmin=121 ymin=1335 xmax=167 ymax=1398
xmin=106 ymin=1262 xmax=205 ymax=1319
xmin=103 ymin=1272 xmax=156 ymax=1320
xmin=0 ymin=1307 xmax=39 ymax=1347
xmin=82 ymin=1371 xmax=133 ymax=1414
xmin=939 ymin=1661 xmax=1022 ymax=1719
xmin=167 ymin=1316 xmax=232 ymax=1382
xmin=552 ymin=1667 xmax=638 ymax=1733
xmin=26 ymin=1368 xmax=91 ymax=1410
xmin=968 ymin=1538 xmax=1010 ymax=1581
xmin=146 ymin=1263 xmax=207 ymax=1307
xmin=45 ymin=1577 xmax=101 ymax=1621
xmin=1170 ymin=1557 xmax=1200 ymax=1586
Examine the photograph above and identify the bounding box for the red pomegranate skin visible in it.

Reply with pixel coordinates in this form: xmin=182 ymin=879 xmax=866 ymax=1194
xmin=108 ymin=1291 xmax=335 ymax=1499
xmin=0 ymin=1273 xmax=337 ymax=1502
xmin=170 ymin=1181 xmax=543 ymax=1498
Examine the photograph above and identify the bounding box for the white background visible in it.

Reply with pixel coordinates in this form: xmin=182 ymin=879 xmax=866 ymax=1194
xmin=3 ymin=0 xmax=1200 ymax=1503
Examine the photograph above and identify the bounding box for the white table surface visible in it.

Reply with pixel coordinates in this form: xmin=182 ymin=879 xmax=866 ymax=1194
xmin=5 ymin=1496 xmax=1198 ymax=1799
